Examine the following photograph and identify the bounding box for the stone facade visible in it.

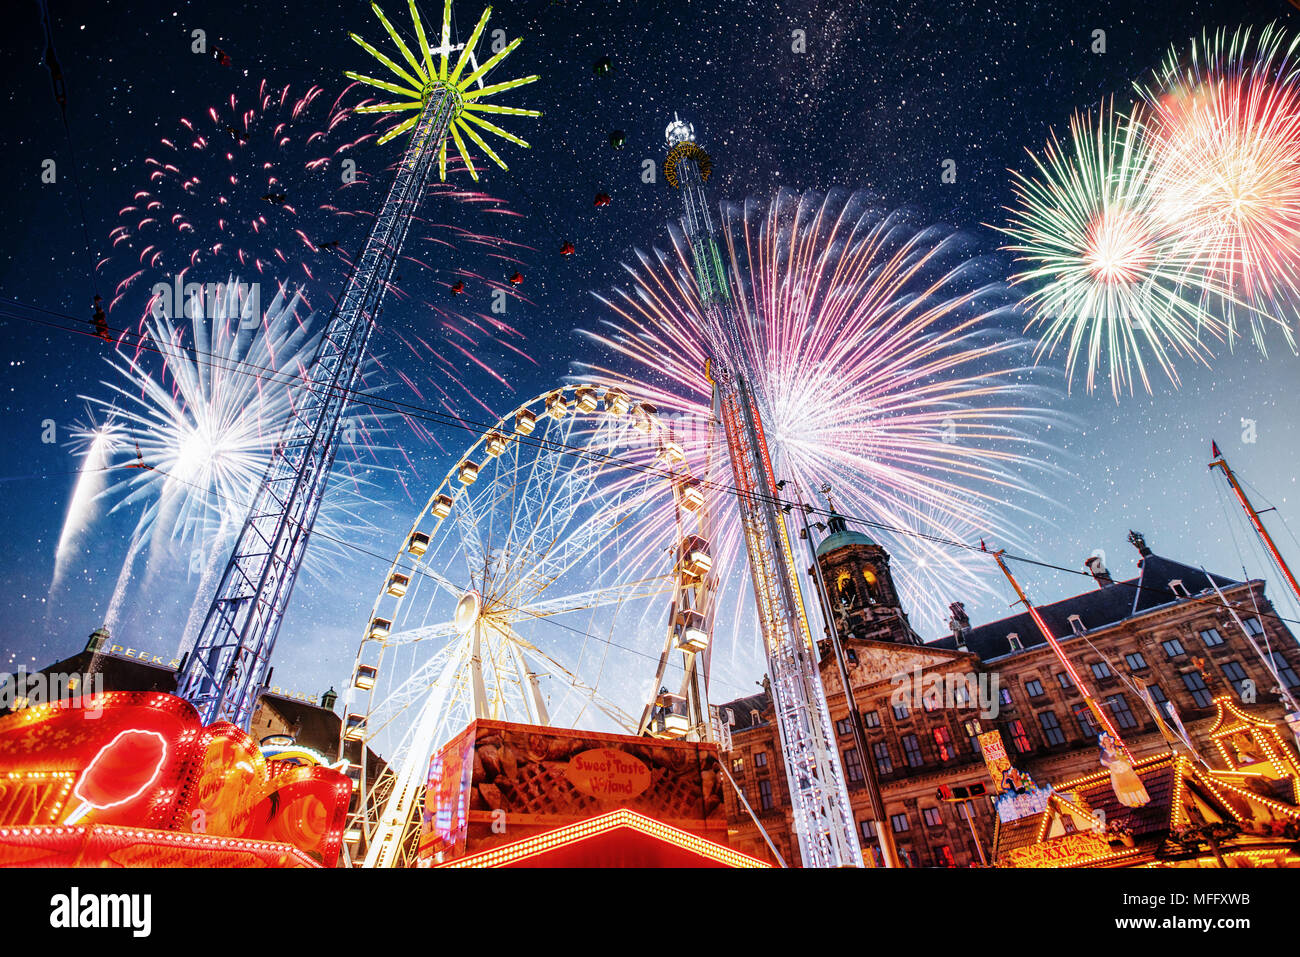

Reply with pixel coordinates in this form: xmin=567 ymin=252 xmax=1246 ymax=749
xmin=718 ymin=529 xmax=1300 ymax=867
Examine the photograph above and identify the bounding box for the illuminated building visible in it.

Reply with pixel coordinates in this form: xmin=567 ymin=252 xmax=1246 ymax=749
xmin=718 ymin=526 xmax=1300 ymax=867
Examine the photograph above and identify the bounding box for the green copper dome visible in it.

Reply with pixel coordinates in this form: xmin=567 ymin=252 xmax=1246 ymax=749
xmin=815 ymin=511 xmax=875 ymax=557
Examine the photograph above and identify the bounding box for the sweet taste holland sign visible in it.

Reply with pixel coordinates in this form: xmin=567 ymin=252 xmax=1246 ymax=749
xmin=565 ymin=748 xmax=652 ymax=800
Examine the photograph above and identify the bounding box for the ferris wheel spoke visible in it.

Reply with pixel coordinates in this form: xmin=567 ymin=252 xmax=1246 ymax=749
xmin=452 ymin=485 xmax=489 ymax=584
xmin=496 ymin=421 xmax=627 ymax=603
xmin=504 ymin=575 xmax=674 ymax=623
xmin=380 ymin=619 xmax=460 ymax=647
xmin=501 ymin=415 xmax=596 ymax=576
xmin=499 ymin=495 xmax=653 ymax=608
xmin=363 ymin=637 xmax=466 ymax=748
xmin=509 ymin=632 xmax=638 ymax=732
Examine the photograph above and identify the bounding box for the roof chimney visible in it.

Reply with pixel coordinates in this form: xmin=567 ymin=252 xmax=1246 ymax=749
xmin=948 ymin=601 xmax=971 ymax=649
xmin=1085 ymin=554 xmax=1114 ymax=588
xmin=1127 ymin=529 xmax=1152 ymax=558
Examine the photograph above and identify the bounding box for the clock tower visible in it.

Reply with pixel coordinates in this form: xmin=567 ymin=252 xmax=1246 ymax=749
xmin=815 ymin=511 xmax=922 ymax=645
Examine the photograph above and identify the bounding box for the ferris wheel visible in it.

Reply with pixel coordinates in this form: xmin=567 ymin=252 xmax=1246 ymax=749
xmin=338 ymin=384 xmax=720 ymax=868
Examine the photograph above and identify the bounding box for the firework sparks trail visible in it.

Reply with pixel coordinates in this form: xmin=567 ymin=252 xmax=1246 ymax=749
xmin=577 ymin=188 xmax=1063 ymax=650
xmin=1140 ymin=23 xmax=1300 ymax=354
xmin=999 ymin=100 xmax=1232 ymax=398
xmin=50 ymin=411 xmax=128 ymax=596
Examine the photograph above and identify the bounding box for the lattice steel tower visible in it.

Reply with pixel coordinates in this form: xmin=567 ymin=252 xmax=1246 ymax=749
xmin=663 ymin=115 xmax=862 ymax=867
xmin=176 ymin=0 xmax=539 ymax=727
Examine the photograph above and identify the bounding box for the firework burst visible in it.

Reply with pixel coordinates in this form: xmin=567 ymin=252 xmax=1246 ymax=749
xmin=61 ymin=282 xmax=386 ymax=653
xmin=579 ymin=188 xmax=1061 ymax=643
xmin=999 ymin=100 xmax=1230 ymax=398
xmin=1140 ymin=23 xmax=1300 ymax=353
xmin=100 ymin=78 xmax=534 ymax=415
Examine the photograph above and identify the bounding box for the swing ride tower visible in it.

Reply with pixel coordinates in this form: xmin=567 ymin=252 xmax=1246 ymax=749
xmin=176 ymin=0 xmax=539 ymax=728
xmin=662 ymin=115 xmax=863 ymax=868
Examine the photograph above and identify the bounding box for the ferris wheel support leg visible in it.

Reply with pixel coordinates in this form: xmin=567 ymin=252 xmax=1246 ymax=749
xmin=363 ymin=655 xmax=461 ymax=869
xmin=469 ymin=624 xmax=491 ymax=720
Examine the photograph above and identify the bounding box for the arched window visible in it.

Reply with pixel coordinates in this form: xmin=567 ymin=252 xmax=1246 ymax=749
xmin=862 ymin=566 xmax=880 ymax=604
xmin=836 ymin=572 xmax=858 ymax=607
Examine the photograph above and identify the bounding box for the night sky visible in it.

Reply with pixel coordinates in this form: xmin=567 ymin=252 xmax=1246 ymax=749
xmin=2 ymin=0 xmax=1298 ymax=713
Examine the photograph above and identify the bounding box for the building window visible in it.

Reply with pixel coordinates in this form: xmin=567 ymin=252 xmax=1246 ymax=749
xmin=1057 ymin=672 xmax=1073 ymax=690
xmin=933 ymin=726 xmax=955 ymax=762
xmin=957 ymin=801 xmax=972 ymax=820
xmin=1200 ymin=628 xmax=1224 ymax=647
xmin=859 ymin=820 xmax=882 ymax=862
xmin=1073 ymin=703 xmax=1099 ymax=739
xmin=863 ymin=710 xmax=881 ymax=729
xmin=758 ymin=779 xmax=774 ymax=811
xmin=934 ymin=845 xmax=957 ymax=867
xmin=1182 ymin=671 xmax=1213 ymax=708
xmin=754 ymin=750 xmax=768 ymax=768
xmin=1090 ymin=661 xmax=1112 ymax=680
xmin=1163 ymin=638 xmax=1186 ymax=658
xmin=893 ymin=702 xmax=910 ymax=720
xmin=953 ymin=684 xmax=970 ymax=708
xmin=901 ymin=734 xmax=925 ymax=768
xmin=842 ymin=747 xmax=865 ymax=784
xmin=1008 ymin=719 xmax=1032 ymax=754
xmin=1147 ymin=683 xmax=1168 ymax=708
xmin=1038 ymin=711 xmax=1066 ymax=746
xmin=999 ymin=687 xmax=1014 ymax=708
xmin=890 ymin=812 xmax=910 ymax=833
xmin=1221 ymin=661 xmax=1250 ymax=698
xmin=858 ymin=821 xmax=882 ymax=865
xmin=1125 ymin=652 xmax=1148 ymax=671
xmin=1169 ymin=579 xmax=1190 ymax=598
xmin=1269 ymin=652 xmax=1300 ymax=689
xmin=846 ymin=649 xmax=858 ymax=664
xmin=1245 ymin=617 xmax=1265 ymax=637
xmin=1069 ymin=614 xmax=1086 ymax=636
xmin=835 ymin=717 xmax=853 ymax=737
xmin=1106 ymin=693 xmax=1138 ymax=730
xmin=922 ymin=691 xmax=940 ymax=713
xmin=731 ymin=757 xmax=744 ymax=774
xmin=873 ymin=741 xmax=893 ymax=775
xmin=899 ymin=847 xmax=917 ymax=867
xmin=1025 ymin=678 xmax=1044 ymax=698
xmin=922 ymin=806 xmax=943 ymax=827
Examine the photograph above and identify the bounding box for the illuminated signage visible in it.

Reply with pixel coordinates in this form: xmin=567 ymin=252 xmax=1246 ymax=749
xmin=1003 ymin=830 xmax=1117 ymax=868
xmin=565 ymin=749 xmax=652 ymax=801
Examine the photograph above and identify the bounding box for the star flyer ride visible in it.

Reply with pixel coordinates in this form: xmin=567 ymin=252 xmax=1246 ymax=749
xmin=175 ymin=0 xmax=540 ymax=729
xmin=661 ymin=114 xmax=862 ymax=868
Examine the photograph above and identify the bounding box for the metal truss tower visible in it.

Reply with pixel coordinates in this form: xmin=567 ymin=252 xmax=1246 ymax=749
xmin=176 ymin=0 xmax=539 ymax=728
xmin=663 ymin=115 xmax=863 ymax=868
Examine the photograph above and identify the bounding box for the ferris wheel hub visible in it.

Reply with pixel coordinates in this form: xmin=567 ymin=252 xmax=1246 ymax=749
xmin=455 ymin=590 xmax=483 ymax=635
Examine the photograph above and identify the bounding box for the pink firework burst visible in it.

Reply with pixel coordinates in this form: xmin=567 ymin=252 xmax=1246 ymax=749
xmin=577 ymin=188 xmax=1063 ymax=645
xmin=1141 ymin=23 xmax=1300 ymax=353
